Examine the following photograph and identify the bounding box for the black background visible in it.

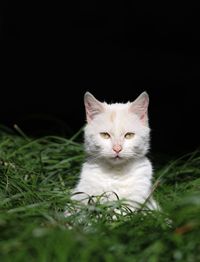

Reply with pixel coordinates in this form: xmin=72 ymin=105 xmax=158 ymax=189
xmin=1 ymin=3 xmax=200 ymax=156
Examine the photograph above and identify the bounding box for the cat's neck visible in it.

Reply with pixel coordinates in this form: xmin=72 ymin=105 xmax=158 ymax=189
xmin=86 ymin=155 xmax=143 ymax=172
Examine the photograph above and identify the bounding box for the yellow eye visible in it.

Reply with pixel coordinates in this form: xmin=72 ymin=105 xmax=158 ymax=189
xmin=100 ymin=132 xmax=110 ymax=139
xmin=124 ymin=132 xmax=135 ymax=139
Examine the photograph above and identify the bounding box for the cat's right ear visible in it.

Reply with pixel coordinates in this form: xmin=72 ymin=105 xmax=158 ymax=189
xmin=84 ymin=92 xmax=104 ymax=123
xmin=129 ymin=91 xmax=149 ymax=125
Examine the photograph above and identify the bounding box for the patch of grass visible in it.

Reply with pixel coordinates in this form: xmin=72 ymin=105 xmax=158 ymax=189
xmin=0 ymin=127 xmax=200 ymax=261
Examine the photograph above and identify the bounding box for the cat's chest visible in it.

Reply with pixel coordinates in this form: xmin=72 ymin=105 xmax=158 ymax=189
xmin=81 ymin=164 xmax=141 ymax=195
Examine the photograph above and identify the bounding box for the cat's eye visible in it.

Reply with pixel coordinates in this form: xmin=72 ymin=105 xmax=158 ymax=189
xmin=124 ymin=132 xmax=135 ymax=139
xmin=100 ymin=132 xmax=110 ymax=139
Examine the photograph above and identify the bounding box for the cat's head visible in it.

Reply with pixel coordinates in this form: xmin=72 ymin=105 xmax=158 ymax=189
xmin=84 ymin=92 xmax=150 ymax=165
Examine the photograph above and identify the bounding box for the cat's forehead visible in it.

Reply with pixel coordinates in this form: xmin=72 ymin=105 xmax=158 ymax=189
xmin=105 ymin=103 xmax=130 ymax=117
xmin=96 ymin=103 xmax=141 ymax=130
xmin=105 ymin=102 xmax=131 ymax=111
xmin=105 ymin=103 xmax=132 ymax=120
xmin=105 ymin=104 xmax=123 ymax=121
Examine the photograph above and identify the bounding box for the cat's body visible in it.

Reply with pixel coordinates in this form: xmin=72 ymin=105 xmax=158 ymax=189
xmin=71 ymin=92 xmax=159 ymax=211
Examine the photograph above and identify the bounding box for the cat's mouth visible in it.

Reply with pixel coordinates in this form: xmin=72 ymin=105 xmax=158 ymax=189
xmin=107 ymin=154 xmax=125 ymax=162
xmin=114 ymin=155 xmax=121 ymax=160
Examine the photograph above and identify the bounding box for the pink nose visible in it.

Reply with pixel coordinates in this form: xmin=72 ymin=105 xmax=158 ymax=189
xmin=113 ymin=144 xmax=122 ymax=153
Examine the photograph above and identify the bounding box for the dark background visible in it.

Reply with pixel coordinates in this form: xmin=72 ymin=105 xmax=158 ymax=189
xmin=1 ymin=3 xmax=200 ymax=156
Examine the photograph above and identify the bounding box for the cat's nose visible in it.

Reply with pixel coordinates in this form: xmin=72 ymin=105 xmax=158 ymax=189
xmin=113 ymin=144 xmax=122 ymax=153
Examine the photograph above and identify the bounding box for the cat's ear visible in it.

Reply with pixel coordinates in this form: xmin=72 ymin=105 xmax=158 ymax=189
xmin=129 ymin=92 xmax=149 ymax=125
xmin=84 ymin=92 xmax=104 ymax=123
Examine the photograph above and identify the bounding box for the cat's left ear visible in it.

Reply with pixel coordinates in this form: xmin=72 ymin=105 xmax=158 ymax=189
xmin=129 ymin=92 xmax=149 ymax=125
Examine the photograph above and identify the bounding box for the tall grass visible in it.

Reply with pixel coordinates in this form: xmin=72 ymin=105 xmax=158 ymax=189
xmin=0 ymin=127 xmax=200 ymax=261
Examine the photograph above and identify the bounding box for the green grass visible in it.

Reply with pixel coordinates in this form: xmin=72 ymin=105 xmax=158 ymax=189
xmin=0 ymin=126 xmax=200 ymax=262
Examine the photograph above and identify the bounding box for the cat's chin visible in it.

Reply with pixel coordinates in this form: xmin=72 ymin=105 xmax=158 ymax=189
xmin=105 ymin=156 xmax=129 ymax=165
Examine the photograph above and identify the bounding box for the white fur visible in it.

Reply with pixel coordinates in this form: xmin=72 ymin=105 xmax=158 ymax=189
xmin=71 ymin=92 xmax=159 ymax=211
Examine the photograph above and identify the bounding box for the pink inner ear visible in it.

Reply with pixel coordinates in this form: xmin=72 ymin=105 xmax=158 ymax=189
xmin=129 ymin=94 xmax=149 ymax=125
xmin=85 ymin=102 xmax=91 ymax=112
xmin=85 ymin=102 xmax=93 ymax=121
xmin=142 ymin=98 xmax=148 ymax=108
xmin=139 ymin=108 xmax=149 ymax=125
xmin=140 ymin=112 xmax=147 ymax=121
xmin=84 ymin=92 xmax=104 ymax=122
xmin=85 ymin=101 xmax=104 ymax=122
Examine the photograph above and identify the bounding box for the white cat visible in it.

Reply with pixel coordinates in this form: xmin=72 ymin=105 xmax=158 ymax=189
xmin=70 ymin=91 xmax=159 ymax=211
